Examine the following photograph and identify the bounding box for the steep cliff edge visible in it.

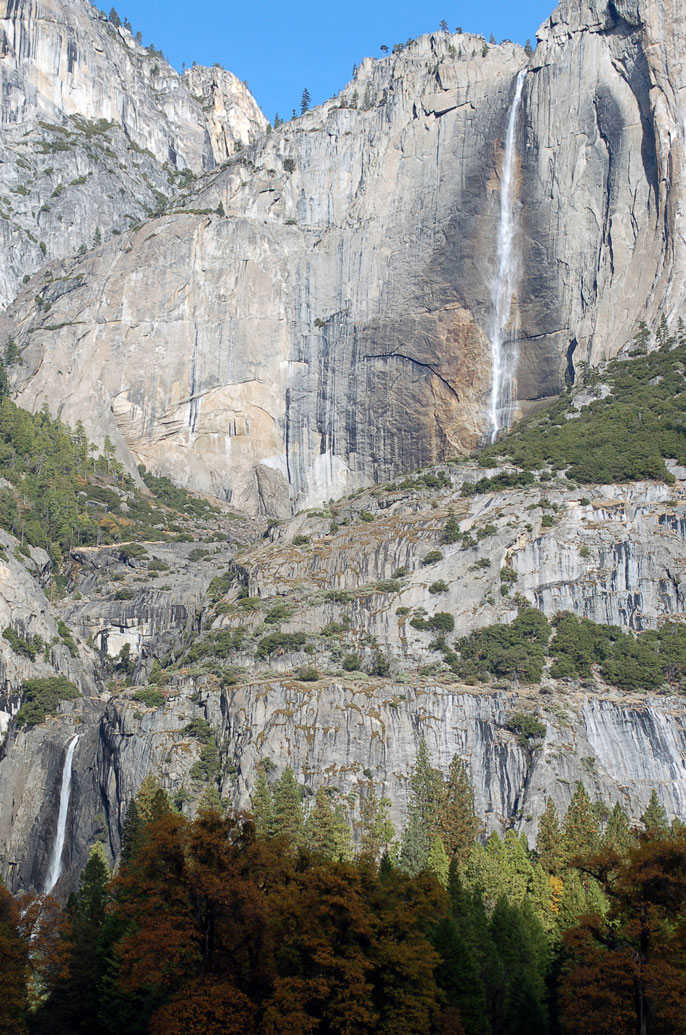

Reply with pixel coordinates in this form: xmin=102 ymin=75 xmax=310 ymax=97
xmin=0 ymin=0 xmax=685 ymax=898
xmin=0 ymin=446 xmax=685 ymax=895
xmin=0 ymin=0 xmax=267 ymax=305
xmin=2 ymin=0 xmax=683 ymax=512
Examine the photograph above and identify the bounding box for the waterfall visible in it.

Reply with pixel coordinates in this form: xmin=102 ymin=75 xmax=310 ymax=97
xmin=488 ymin=69 xmax=526 ymax=444
xmin=44 ymin=734 xmax=79 ymax=895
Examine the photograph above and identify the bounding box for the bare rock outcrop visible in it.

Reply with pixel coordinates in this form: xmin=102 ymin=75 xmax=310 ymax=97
xmin=0 ymin=0 xmax=267 ymax=305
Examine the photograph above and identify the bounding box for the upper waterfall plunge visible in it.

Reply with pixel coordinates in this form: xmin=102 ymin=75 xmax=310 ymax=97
xmin=488 ymin=69 xmax=526 ymax=444
xmin=44 ymin=735 xmax=79 ymax=895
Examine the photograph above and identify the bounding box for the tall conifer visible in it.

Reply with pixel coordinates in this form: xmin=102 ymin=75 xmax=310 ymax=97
xmin=536 ymin=797 xmax=563 ymax=875
xmin=251 ymin=769 xmax=274 ymax=839
xmin=272 ymin=766 xmax=304 ymax=847
xmin=439 ymin=754 xmax=481 ymax=863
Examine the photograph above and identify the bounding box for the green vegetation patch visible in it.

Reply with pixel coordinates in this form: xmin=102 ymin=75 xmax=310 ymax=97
xmin=133 ymin=688 xmax=165 ymax=709
xmin=15 ymin=676 xmax=80 ymax=727
xmin=447 ymin=607 xmax=686 ymax=691
xmin=550 ymin=613 xmax=686 ymax=690
xmin=0 ymin=392 xmax=221 ymax=566
xmin=138 ymin=466 xmax=218 ymax=518
xmin=453 ymin=607 xmax=551 ymax=684
xmin=506 ymin=712 xmax=547 ymax=741
xmin=184 ymin=628 xmax=246 ymax=663
xmin=3 ymin=626 xmax=40 ymax=661
xmin=479 ymin=321 xmax=686 ymax=484
xmin=256 ymin=631 xmax=308 ymax=658
xmin=411 ymin=612 xmax=455 ymax=634
xmin=57 ymin=620 xmax=79 ymax=658
xmin=461 ymin=470 xmax=535 ymax=496
xmin=207 ymin=572 xmax=234 ymax=602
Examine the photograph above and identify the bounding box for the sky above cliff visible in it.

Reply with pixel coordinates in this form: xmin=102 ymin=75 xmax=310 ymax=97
xmin=122 ymin=0 xmax=553 ymax=122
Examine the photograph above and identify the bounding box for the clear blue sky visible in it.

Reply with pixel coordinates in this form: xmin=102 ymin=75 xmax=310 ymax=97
xmin=115 ymin=1 xmax=555 ymax=122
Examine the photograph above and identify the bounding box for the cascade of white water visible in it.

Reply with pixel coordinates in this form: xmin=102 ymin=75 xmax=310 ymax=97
xmin=44 ymin=734 xmax=79 ymax=895
xmin=488 ymin=69 xmax=526 ymax=444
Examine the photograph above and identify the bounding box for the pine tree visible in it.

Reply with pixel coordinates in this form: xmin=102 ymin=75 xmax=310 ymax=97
xmin=410 ymin=738 xmax=443 ymax=835
xmin=119 ymin=799 xmax=142 ymax=867
xmin=603 ymin=801 xmax=635 ymax=855
xmin=306 ymin=786 xmax=340 ymax=858
xmin=39 ymin=845 xmax=111 ymax=1032
xmin=197 ymin=784 xmax=222 ymax=814
xmin=524 ymin=39 xmax=534 ymax=56
xmin=108 ymin=7 xmax=121 ymax=26
xmin=562 ymin=782 xmax=600 ymax=863
xmin=432 ymin=915 xmax=489 ymax=1035
xmin=641 ymin=789 xmax=669 ymax=836
xmin=0 ymin=877 xmax=28 ymax=1032
xmin=4 ymin=338 xmax=19 ymax=366
xmin=136 ymin=774 xmax=172 ymax=825
xmin=300 ymin=88 xmax=311 ymax=116
xmin=556 ymin=868 xmax=588 ymax=931
xmin=399 ymin=739 xmax=443 ymax=875
xmin=489 ymin=897 xmax=549 ymax=1035
xmin=358 ymin=781 xmax=395 ymax=862
xmin=272 ymin=766 xmax=304 ymax=847
xmin=251 ymin=769 xmax=274 ymax=839
xmin=439 ymin=19 xmax=449 ymax=32
xmin=501 ymin=830 xmax=537 ymax=902
xmin=438 ymin=754 xmax=481 ymax=864
xmin=536 ymin=797 xmax=563 ymax=875
xmin=331 ymin=802 xmax=353 ymax=861
xmin=427 ymin=837 xmax=450 ymax=887
xmin=399 ymin=809 xmax=431 ymax=876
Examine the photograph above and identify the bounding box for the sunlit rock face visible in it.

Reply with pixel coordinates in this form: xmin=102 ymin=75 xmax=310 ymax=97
xmin=0 ymin=0 xmax=685 ymax=897
xmin=0 ymin=470 xmax=685 ymax=894
xmin=3 ymin=0 xmax=684 ymax=513
xmin=0 ymin=0 xmax=267 ymax=306
xmin=2 ymin=679 xmax=684 ymax=895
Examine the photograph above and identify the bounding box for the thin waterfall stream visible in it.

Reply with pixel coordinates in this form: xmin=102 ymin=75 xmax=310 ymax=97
xmin=488 ymin=68 xmax=526 ymax=443
xmin=44 ymin=734 xmax=79 ymax=894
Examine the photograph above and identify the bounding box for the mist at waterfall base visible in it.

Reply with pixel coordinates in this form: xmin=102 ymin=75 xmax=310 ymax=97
xmin=488 ymin=69 xmax=526 ymax=444
xmin=44 ymin=735 xmax=79 ymax=895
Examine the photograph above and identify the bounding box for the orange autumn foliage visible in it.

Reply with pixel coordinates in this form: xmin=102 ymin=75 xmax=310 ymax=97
xmin=559 ymin=831 xmax=686 ymax=1035
xmin=0 ymin=880 xmax=28 ymax=1035
xmin=149 ymin=978 xmax=257 ymax=1035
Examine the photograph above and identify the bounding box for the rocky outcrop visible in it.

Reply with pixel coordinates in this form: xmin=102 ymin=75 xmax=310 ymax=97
xmin=0 ymin=0 xmax=265 ymax=165
xmin=245 ymin=472 xmax=686 ymax=653
xmin=0 ymin=0 xmax=267 ymax=305
xmin=0 ymin=0 xmax=685 ymax=900
xmin=181 ymin=66 xmax=268 ymax=162
xmin=0 ymin=531 xmax=100 ymax=731
xmin=522 ymin=0 xmax=686 ymax=371
xmin=0 ymin=468 xmax=684 ymax=895
xmin=1 ymin=675 xmax=684 ymax=896
xmin=3 ymin=0 xmax=684 ymax=512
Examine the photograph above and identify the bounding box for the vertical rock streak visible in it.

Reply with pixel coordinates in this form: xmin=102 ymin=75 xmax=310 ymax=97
xmin=44 ymin=735 xmax=79 ymax=894
xmin=488 ymin=69 xmax=526 ymax=443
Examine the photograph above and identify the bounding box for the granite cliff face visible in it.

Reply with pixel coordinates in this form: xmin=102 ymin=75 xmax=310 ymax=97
xmin=0 ymin=0 xmax=685 ymax=897
xmin=0 ymin=463 xmax=685 ymax=895
xmin=1 ymin=0 xmax=684 ymax=513
xmin=0 ymin=0 xmax=267 ymax=306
